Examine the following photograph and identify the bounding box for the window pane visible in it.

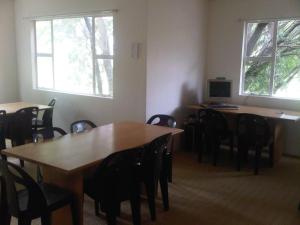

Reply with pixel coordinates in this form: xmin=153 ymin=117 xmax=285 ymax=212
xmin=246 ymin=22 xmax=274 ymax=57
xmin=37 ymin=57 xmax=53 ymax=89
xmin=277 ymin=20 xmax=300 ymax=47
xmin=53 ymin=17 xmax=93 ymax=95
xmin=95 ymin=16 xmax=114 ymax=55
xmin=36 ymin=21 xmax=52 ymax=54
xmin=273 ymin=47 xmax=300 ymax=98
xmin=95 ymin=59 xmax=113 ymax=96
xmin=243 ymin=60 xmax=271 ymax=95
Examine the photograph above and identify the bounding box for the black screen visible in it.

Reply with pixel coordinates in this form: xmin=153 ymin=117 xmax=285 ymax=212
xmin=209 ymin=81 xmax=231 ymax=98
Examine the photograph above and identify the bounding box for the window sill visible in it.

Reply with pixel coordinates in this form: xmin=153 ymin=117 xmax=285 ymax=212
xmin=239 ymin=93 xmax=300 ymax=102
xmin=33 ymin=88 xmax=114 ymax=100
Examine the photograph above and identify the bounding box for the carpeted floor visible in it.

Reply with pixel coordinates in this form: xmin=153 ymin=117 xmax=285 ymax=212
xmin=10 ymin=151 xmax=300 ymax=225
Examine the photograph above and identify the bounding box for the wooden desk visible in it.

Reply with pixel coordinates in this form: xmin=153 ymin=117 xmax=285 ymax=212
xmin=0 ymin=102 xmax=51 ymax=114
xmin=187 ymin=104 xmax=300 ymax=164
xmin=2 ymin=121 xmax=183 ymax=225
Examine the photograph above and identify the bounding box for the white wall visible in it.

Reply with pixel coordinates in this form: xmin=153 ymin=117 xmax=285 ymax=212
xmin=0 ymin=0 xmax=19 ymax=103
xmin=14 ymin=0 xmax=147 ymax=131
xmin=206 ymin=0 xmax=300 ymax=155
xmin=146 ymin=0 xmax=208 ymax=125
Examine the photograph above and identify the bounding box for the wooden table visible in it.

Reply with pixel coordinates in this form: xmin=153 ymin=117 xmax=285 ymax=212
xmin=0 ymin=101 xmax=51 ymax=114
xmin=2 ymin=121 xmax=183 ymax=225
xmin=187 ymin=104 xmax=300 ymax=164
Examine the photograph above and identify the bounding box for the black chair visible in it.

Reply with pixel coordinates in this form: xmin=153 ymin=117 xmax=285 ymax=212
xmin=33 ymin=99 xmax=56 ymax=129
xmin=34 ymin=127 xmax=67 ymax=183
xmin=70 ymin=120 xmax=97 ymax=133
xmin=197 ymin=109 xmax=234 ymax=166
xmin=237 ymin=113 xmax=273 ymax=175
xmin=84 ymin=149 xmax=141 ymax=225
xmin=138 ymin=133 xmax=171 ymax=221
xmin=0 ymin=159 xmax=78 ymax=225
xmin=146 ymin=114 xmax=176 ymax=182
xmin=0 ymin=174 xmax=10 ymax=225
xmin=9 ymin=107 xmax=39 ymax=167
xmin=0 ymin=110 xmax=7 ymax=158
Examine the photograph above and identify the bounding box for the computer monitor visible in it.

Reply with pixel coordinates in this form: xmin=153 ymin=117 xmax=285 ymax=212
xmin=207 ymin=79 xmax=232 ymax=99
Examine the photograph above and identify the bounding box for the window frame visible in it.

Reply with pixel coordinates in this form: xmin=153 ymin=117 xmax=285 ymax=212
xmin=240 ymin=18 xmax=300 ymax=100
xmin=33 ymin=13 xmax=115 ymax=98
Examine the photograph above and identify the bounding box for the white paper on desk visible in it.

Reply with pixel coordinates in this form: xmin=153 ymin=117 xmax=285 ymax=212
xmin=280 ymin=114 xmax=300 ymax=121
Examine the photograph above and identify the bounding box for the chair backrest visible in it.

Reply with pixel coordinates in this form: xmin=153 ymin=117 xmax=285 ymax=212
xmin=48 ymin=99 xmax=56 ymax=107
xmin=140 ymin=133 xmax=171 ymax=185
xmin=237 ymin=113 xmax=270 ymax=147
xmin=147 ymin=114 xmax=176 ymax=128
xmin=92 ymin=148 xmax=141 ymax=201
xmin=70 ymin=120 xmax=97 ymax=133
xmin=11 ymin=107 xmax=38 ymax=145
xmin=0 ymin=160 xmax=47 ymax=216
xmin=41 ymin=99 xmax=56 ymax=128
xmin=197 ymin=108 xmax=228 ymax=138
xmin=35 ymin=127 xmax=67 ymax=141
xmin=0 ymin=111 xmax=7 ymax=150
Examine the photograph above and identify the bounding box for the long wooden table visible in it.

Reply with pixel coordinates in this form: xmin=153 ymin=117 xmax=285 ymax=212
xmin=2 ymin=121 xmax=183 ymax=225
xmin=187 ymin=104 xmax=300 ymax=164
xmin=0 ymin=102 xmax=51 ymax=114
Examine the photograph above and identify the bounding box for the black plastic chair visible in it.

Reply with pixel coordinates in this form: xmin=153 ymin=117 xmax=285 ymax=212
xmin=33 ymin=99 xmax=56 ymax=129
xmin=0 ymin=174 xmax=10 ymax=225
xmin=0 ymin=159 xmax=78 ymax=225
xmin=197 ymin=109 xmax=234 ymax=166
xmin=237 ymin=113 xmax=273 ymax=175
xmin=0 ymin=110 xmax=7 ymax=158
xmin=84 ymin=149 xmax=141 ymax=225
xmin=9 ymin=107 xmax=39 ymax=167
xmin=34 ymin=127 xmax=67 ymax=183
xmin=138 ymin=133 xmax=172 ymax=221
xmin=70 ymin=120 xmax=97 ymax=133
xmin=146 ymin=114 xmax=176 ymax=183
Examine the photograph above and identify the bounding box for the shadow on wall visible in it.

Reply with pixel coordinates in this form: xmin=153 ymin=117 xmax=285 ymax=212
xmin=171 ymin=82 xmax=200 ymax=128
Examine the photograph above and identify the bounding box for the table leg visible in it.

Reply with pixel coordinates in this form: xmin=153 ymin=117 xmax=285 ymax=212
xmin=42 ymin=166 xmax=83 ymax=225
xmin=273 ymin=122 xmax=285 ymax=165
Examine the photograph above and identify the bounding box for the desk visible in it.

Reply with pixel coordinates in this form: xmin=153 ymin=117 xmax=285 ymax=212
xmin=0 ymin=102 xmax=51 ymax=114
xmin=2 ymin=121 xmax=183 ymax=225
xmin=187 ymin=104 xmax=300 ymax=164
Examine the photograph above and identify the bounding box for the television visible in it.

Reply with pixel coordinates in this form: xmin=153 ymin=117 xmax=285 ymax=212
xmin=207 ymin=79 xmax=232 ymax=99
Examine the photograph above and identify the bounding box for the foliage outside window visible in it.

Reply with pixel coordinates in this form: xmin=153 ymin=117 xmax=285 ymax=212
xmin=35 ymin=14 xmax=114 ymax=97
xmin=241 ymin=19 xmax=300 ymax=99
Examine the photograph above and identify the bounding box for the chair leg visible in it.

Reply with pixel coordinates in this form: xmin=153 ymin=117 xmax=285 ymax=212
xmin=145 ymin=180 xmax=156 ymax=221
xmin=70 ymin=199 xmax=79 ymax=225
xmin=160 ymin=175 xmax=169 ymax=211
xmin=0 ymin=176 xmax=11 ymax=225
xmin=213 ymin=141 xmax=219 ymax=166
xmin=20 ymin=159 xmax=25 ymax=168
xmin=130 ymin=193 xmax=141 ymax=225
xmin=237 ymin=143 xmax=242 ymax=171
xmin=229 ymin=135 xmax=234 ymax=159
xmin=94 ymin=200 xmax=100 ymax=216
xmin=106 ymin=213 xmax=117 ymax=225
xmin=41 ymin=213 xmax=51 ymax=225
xmin=269 ymin=142 xmax=274 ymax=168
xmin=254 ymin=147 xmax=262 ymax=175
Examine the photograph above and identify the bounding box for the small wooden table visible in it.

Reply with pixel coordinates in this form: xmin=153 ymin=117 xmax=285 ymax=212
xmin=0 ymin=102 xmax=51 ymax=114
xmin=2 ymin=121 xmax=183 ymax=225
xmin=187 ymin=104 xmax=300 ymax=164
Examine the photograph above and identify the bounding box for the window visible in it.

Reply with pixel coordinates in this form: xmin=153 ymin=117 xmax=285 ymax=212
xmin=241 ymin=19 xmax=300 ymax=99
xmin=34 ymin=14 xmax=114 ymax=97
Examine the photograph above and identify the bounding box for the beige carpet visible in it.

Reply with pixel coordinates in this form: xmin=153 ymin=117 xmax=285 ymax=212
xmin=10 ymin=152 xmax=300 ymax=225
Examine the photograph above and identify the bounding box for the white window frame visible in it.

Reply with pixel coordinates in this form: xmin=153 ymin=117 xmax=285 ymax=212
xmin=240 ymin=18 xmax=300 ymax=100
xmin=33 ymin=13 xmax=114 ymax=98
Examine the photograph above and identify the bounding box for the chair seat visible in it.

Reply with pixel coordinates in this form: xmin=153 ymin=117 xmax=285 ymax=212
xmin=18 ymin=183 xmax=73 ymax=213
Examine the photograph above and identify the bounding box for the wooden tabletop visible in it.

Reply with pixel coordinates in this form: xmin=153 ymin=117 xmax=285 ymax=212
xmin=0 ymin=102 xmax=51 ymax=114
xmin=187 ymin=104 xmax=300 ymax=121
xmin=2 ymin=122 xmax=183 ymax=174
